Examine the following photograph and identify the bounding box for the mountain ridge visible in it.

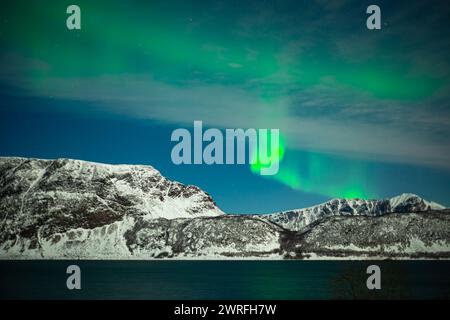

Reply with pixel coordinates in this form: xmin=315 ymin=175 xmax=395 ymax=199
xmin=261 ymin=192 xmax=445 ymax=232
xmin=0 ymin=156 xmax=448 ymax=259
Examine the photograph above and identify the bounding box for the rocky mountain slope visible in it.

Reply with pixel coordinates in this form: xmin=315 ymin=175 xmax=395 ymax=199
xmin=0 ymin=157 xmax=449 ymax=259
xmin=0 ymin=157 xmax=222 ymax=244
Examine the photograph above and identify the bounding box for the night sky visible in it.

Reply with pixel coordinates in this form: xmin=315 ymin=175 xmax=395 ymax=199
xmin=1 ymin=0 xmax=449 ymax=212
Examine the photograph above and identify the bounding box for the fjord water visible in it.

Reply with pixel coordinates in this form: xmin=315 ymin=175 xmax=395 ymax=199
xmin=0 ymin=261 xmax=449 ymax=299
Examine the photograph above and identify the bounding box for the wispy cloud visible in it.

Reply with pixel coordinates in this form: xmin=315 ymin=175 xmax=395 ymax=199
xmin=1 ymin=52 xmax=449 ymax=170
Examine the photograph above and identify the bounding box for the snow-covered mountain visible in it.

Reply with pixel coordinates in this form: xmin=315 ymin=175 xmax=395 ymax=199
xmin=0 ymin=157 xmax=222 ymax=244
xmin=0 ymin=157 xmax=448 ymax=259
xmin=262 ymin=193 xmax=445 ymax=232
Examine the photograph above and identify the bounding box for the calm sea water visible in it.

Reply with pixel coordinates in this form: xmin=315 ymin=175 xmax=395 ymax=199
xmin=0 ymin=261 xmax=449 ymax=299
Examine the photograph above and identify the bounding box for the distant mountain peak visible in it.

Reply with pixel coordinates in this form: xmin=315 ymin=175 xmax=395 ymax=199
xmin=262 ymin=193 xmax=445 ymax=232
xmin=389 ymin=193 xmax=445 ymax=211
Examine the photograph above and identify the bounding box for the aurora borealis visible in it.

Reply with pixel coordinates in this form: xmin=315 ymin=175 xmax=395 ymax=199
xmin=1 ymin=0 xmax=449 ymax=212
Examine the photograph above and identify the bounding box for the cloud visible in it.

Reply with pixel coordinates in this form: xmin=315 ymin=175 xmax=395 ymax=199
xmin=1 ymin=52 xmax=449 ymax=171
